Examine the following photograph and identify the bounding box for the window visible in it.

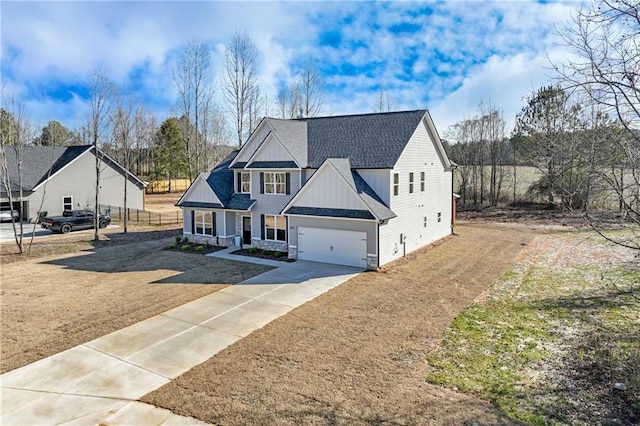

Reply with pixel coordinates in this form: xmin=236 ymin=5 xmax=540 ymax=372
xmin=194 ymin=211 xmax=214 ymax=235
xmin=409 ymin=173 xmax=414 ymax=193
xmin=240 ymin=172 xmax=250 ymax=193
xmin=63 ymin=196 xmax=73 ymax=211
xmin=265 ymin=215 xmax=286 ymax=241
xmin=393 ymin=173 xmax=399 ymax=196
xmin=437 ymin=212 xmax=442 ymax=223
xmin=424 ymin=216 xmax=427 ymax=228
xmin=264 ymin=172 xmax=286 ymax=194
xmin=420 ymin=172 xmax=425 ymax=192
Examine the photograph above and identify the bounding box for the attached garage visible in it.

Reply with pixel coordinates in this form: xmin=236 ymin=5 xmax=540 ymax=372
xmin=297 ymin=227 xmax=367 ymax=268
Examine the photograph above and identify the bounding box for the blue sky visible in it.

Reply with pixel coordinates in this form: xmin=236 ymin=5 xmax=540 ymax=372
xmin=1 ymin=0 xmax=579 ymax=140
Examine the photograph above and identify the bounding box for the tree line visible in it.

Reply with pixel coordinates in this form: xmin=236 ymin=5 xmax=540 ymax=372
xmin=446 ymin=0 xmax=639 ymax=239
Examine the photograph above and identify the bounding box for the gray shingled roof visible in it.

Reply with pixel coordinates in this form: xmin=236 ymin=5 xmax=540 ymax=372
xmin=247 ymin=161 xmax=298 ymax=169
xmin=302 ymin=110 xmax=427 ymax=168
xmin=178 ymin=151 xmax=256 ymax=211
xmin=284 ymin=206 xmax=375 ymax=220
xmin=1 ymin=145 xmax=90 ymax=194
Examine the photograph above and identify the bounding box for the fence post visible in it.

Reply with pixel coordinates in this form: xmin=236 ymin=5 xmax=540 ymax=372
xmin=159 ymin=212 xmax=162 ymax=226
xmin=137 ymin=209 xmax=139 ymax=223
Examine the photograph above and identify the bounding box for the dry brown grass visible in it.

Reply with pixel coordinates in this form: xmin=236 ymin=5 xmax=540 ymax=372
xmin=142 ymin=223 xmax=536 ymax=425
xmin=0 ymin=236 xmax=272 ymax=374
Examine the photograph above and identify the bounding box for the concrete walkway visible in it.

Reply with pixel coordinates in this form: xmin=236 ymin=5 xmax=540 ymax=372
xmin=1 ymin=259 xmax=362 ymax=425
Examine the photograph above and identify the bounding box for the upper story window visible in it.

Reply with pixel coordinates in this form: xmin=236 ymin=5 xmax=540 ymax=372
xmin=239 ymin=172 xmax=251 ymax=193
xmin=409 ymin=172 xmax=414 ymax=194
xmin=393 ymin=173 xmax=399 ymax=196
xmin=262 ymin=172 xmax=287 ymax=195
xmin=421 ymin=172 xmax=425 ymax=192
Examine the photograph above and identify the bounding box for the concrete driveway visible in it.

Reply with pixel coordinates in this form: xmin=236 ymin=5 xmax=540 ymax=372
xmin=0 ymin=259 xmax=362 ymax=425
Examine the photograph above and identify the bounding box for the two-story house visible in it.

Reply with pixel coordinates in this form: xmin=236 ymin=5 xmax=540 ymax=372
xmin=176 ymin=110 xmax=455 ymax=269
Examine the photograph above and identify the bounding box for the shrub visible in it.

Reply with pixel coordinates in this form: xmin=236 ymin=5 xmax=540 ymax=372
xmin=273 ymin=251 xmax=282 ymax=258
xmin=196 ymin=245 xmax=205 ymax=252
xmin=181 ymin=244 xmax=190 ymax=250
xmin=262 ymin=249 xmax=270 ymax=256
xmin=248 ymin=247 xmax=258 ymax=253
xmin=168 ymin=243 xmax=176 ymax=249
xmin=175 ymin=236 xmax=182 ymax=244
xmin=180 ymin=237 xmax=189 ymax=244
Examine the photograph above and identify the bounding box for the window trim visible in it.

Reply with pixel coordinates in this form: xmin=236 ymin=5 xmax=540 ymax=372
xmin=393 ymin=173 xmax=399 ymax=196
xmin=420 ymin=171 xmax=425 ymax=192
xmin=62 ymin=196 xmax=73 ymax=211
xmin=264 ymin=214 xmax=286 ymax=241
xmin=240 ymin=172 xmax=251 ymax=194
xmin=194 ymin=210 xmax=214 ymax=236
xmin=263 ymin=172 xmax=287 ymax=195
xmin=409 ymin=172 xmax=414 ymax=194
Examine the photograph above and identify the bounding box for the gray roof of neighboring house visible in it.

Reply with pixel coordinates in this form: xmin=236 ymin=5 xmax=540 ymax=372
xmin=284 ymin=206 xmax=375 ymax=220
xmin=1 ymin=145 xmax=91 ymax=194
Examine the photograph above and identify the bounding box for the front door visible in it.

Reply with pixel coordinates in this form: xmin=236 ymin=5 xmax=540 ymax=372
xmin=242 ymin=216 xmax=252 ymax=245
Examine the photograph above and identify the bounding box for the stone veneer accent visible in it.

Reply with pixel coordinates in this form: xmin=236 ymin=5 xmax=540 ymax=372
xmin=366 ymin=254 xmax=379 ymax=271
xmin=251 ymin=238 xmax=288 ymax=253
xmin=287 ymin=245 xmax=297 ymax=260
xmin=184 ymin=233 xmax=236 ymax=247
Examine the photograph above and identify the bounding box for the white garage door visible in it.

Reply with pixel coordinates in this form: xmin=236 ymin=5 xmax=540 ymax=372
xmin=298 ymin=227 xmax=367 ymax=268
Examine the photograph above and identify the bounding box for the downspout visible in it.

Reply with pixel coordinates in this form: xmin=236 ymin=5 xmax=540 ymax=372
xmin=450 ymin=162 xmax=458 ymax=235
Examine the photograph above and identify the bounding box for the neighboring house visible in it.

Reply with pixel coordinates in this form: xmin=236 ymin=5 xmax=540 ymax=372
xmin=0 ymin=145 xmax=146 ymax=222
xmin=177 ymin=110 xmax=455 ymax=269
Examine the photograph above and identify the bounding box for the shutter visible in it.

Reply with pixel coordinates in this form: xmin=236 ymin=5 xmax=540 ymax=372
xmin=260 ymin=172 xmax=264 ymax=194
xmin=191 ymin=210 xmax=195 ymax=234
xmin=212 ymin=212 xmax=217 ymax=236
xmin=236 ymin=173 xmax=241 ymax=193
xmin=285 ymin=173 xmax=291 ymax=195
xmin=260 ymin=214 xmax=265 ymax=240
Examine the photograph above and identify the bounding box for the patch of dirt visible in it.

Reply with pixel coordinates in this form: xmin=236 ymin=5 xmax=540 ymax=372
xmin=0 ymin=237 xmax=273 ymax=374
xmin=0 ymin=224 xmax=183 ymax=264
xmin=142 ymin=223 xmax=536 ymax=425
xmin=457 ymin=205 xmax=627 ymax=230
xmin=164 ymin=242 xmax=226 ymax=255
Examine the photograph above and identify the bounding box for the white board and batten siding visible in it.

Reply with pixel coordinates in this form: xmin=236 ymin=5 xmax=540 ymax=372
xmin=293 ymin=166 xmax=369 ymax=211
xmin=26 ymin=150 xmax=144 ymax=220
xmin=232 ymin=123 xmax=272 ymax=164
xmin=297 ymin=227 xmax=367 ymax=268
xmin=379 ymin=120 xmax=452 ymax=266
xmin=356 ymin=169 xmax=391 ymax=206
xmin=249 ymin=134 xmax=295 ymax=163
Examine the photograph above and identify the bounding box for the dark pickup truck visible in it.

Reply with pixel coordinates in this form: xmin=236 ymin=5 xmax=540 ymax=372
xmin=41 ymin=209 xmax=110 ymax=234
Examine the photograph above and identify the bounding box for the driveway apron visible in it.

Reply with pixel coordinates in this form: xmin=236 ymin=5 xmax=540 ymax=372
xmin=0 ymin=260 xmax=362 ymax=425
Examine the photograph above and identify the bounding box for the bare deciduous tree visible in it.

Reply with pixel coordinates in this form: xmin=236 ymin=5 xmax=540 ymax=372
xmin=173 ymin=38 xmax=214 ymax=179
xmin=223 ymin=32 xmax=260 ymax=147
xmin=374 ymin=86 xmax=396 ymax=113
xmin=87 ymin=70 xmax=115 ymax=241
xmin=555 ymin=0 xmax=639 ymax=250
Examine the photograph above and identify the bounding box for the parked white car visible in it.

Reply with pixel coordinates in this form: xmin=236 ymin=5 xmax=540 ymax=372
xmin=0 ymin=210 xmax=19 ymax=222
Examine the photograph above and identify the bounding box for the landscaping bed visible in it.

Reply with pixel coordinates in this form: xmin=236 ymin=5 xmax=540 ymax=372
xmin=164 ymin=237 xmax=226 ymax=255
xmin=231 ymin=247 xmax=293 ymax=262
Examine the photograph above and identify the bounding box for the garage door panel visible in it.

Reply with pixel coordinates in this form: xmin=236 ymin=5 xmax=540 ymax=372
xmin=298 ymin=227 xmax=367 ymax=268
